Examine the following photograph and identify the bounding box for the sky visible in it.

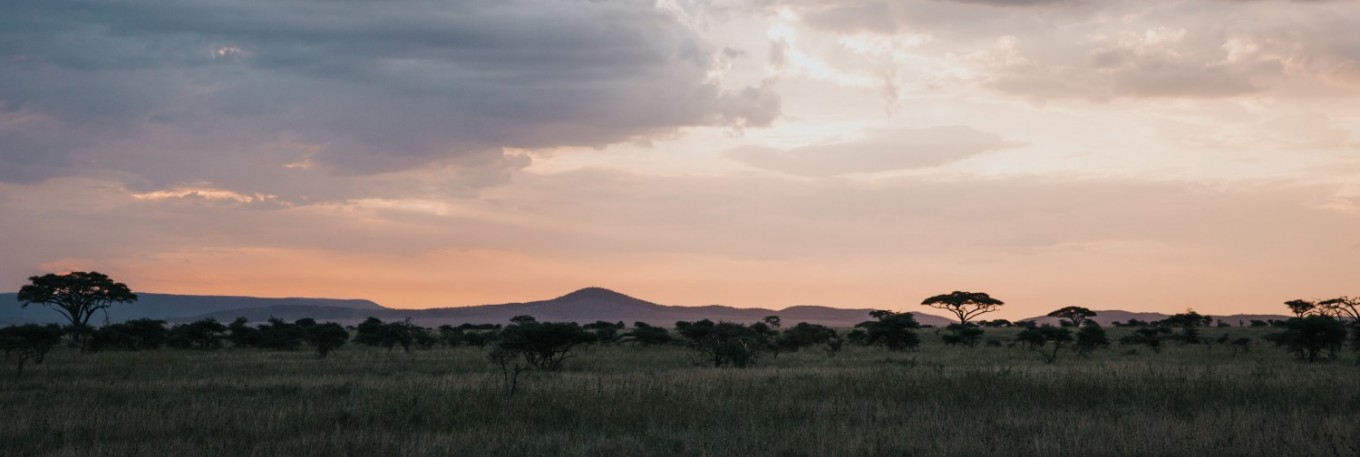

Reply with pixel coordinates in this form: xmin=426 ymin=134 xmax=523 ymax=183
xmin=1 ymin=0 xmax=1358 ymax=319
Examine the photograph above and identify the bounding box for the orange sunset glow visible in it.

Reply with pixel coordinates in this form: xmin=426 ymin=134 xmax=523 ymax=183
xmin=2 ymin=0 xmax=1358 ymax=319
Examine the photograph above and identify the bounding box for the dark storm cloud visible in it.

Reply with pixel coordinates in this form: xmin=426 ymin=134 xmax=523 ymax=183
xmin=0 ymin=0 xmax=780 ymax=184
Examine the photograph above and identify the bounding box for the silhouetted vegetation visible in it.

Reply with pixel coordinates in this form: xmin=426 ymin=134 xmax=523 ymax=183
xmin=853 ymin=310 xmax=921 ymax=351
xmin=0 ymin=323 xmax=62 ymax=379
xmin=17 ymin=271 xmax=137 ymax=351
xmin=583 ymin=321 xmax=626 ymax=344
xmin=774 ymin=322 xmax=840 ymax=355
xmin=620 ymin=322 xmax=674 ymax=345
xmin=1047 ymin=306 xmax=1097 ymax=327
xmin=354 ymin=317 xmax=417 ymax=352
xmin=167 ymin=318 xmax=228 ymax=350
xmin=304 ymin=322 xmax=349 ymax=358
xmin=942 ymin=323 xmax=984 ymax=347
xmin=8 ymin=281 xmax=1360 ymax=456
xmin=88 ymin=318 xmax=168 ymax=351
xmin=1285 ymin=299 xmax=1316 ymax=317
xmin=1120 ymin=327 xmax=1170 ymax=353
xmin=1158 ymin=311 xmax=1212 ymax=344
xmin=1015 ymin=324 xmax=1072 ymax=363
xmin=1074 ymin=321 xmax=1110 ymax=357
xmin=491 ymin=315 xmax=596 ymax=371
xmin=675 ymin=319 xmax=769 ymax=367
xmin=1264 ymin=316 xmax=1347 ymax=362
xmin=920 ymin=291 xmax=1004 ymax=325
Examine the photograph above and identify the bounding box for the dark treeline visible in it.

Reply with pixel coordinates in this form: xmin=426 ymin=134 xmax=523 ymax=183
xmin=5 ymin=271 xmax=1360 ymax=384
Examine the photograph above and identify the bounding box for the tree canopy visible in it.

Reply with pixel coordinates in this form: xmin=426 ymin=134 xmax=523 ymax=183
xmin=853 ymin=310 xmax=921 ymax=351
xmin=1265 ymin=315 xmax=1347 ymax=362
xmin=1047 ymin=306 xmax=1097 ymax=327
xmin=1317 ymin=297 xmax=1358 ymax=321
xmin=1284 ymin=299 xmax=1316 ymax=318
xmin=921 ymin=291 xmax=1004 ymax=325
xmin=493 ymin=316 xmax=596 ymax=370
xmin=17 ymin=271 xmax=138 ymax=328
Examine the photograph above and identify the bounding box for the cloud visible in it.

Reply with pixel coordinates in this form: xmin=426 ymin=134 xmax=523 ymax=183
xmin=802 ymin=2 xmax=902 ymax=35
xmin=0 ymin=0 xmax=781 ymax=185
xmin=773 ymin=0 xmax=1360 ymax=102
xmin=944 ymin=0 xmax=1078 ymax=5
xmin=726 ymin=126 xmax=1010 ymax=176
xmin=3 ymin=169 xmax=1357 ymax=311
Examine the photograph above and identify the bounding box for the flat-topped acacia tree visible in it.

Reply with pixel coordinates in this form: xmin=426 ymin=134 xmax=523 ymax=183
xmin=1048 ymin=306 xmax=1097 ymax=327
xmin=18 ymin=271 xmax=138 ymax=329
xmin=921 ymin=291 xmax=1004 ymax=326
xmin=1284 ymin=299 xmax=1316 ymax=318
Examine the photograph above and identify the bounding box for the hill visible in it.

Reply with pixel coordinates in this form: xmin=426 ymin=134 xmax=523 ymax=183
xmin=0 ymin=293 xmax=383 ymax=325
xmin=1019 ymin=310 xmax=1291 ymax=326
xmin=10 ymin=287 xmax=1292 ymax=328
xmin=182 ymin=287 xmax=958 ymax=327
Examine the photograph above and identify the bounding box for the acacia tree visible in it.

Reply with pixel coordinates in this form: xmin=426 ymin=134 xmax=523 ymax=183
xmin=167 ymin=319 xmax=228 ymax=350
xmin=304 ymin=323 xmax=349 ymax=358
xmin=1316 ymin=297 xmax=1360 ymax=352
xmin=18 ymin=272 xmax=137 ymax=350
xmin=942 ymin=323 xmax=984 ymax=347
xmin=1047 ymin=306 xmax=1097 ymax=327
xmin=1073 ymin=321 xmax=1109 ymax=358
xmin=0 ymin=324 xmax=63 ymax=380
xmin=775 ymin=323 xmax=839 ymax=355
xmin=675 ymin=319 xmax=769 ymax=367
xmin=921 ymin=291 xmax=1004 ymax=325
xmin=1264 ymin=316 xmax=1347 ymax=362
xmin=854 ymin=310 xmax=921 ymax=351
xmin=620 ymin=322 xmax=674 ymax=345
xmin=1015 ymin=325 xmax=1072 ymax=364
xmin=493 ymin=315 xmax=596 ymax=370
xmin=1317 ymin=297 xmax=1358 ymax=321
xmin=1284 ymin=299 xmax=1317 ymax=318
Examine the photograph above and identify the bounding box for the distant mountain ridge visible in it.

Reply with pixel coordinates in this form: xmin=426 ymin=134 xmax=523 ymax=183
xmin=2 ymin=288 xmax=1288 ymax=328
xmin=1019 ymin=310 xmax=1292 ymax=327
xmin=0 ymin=293 xmax=383 ymax=325
xmin=178 ymin=287 xmax=957 ymax=327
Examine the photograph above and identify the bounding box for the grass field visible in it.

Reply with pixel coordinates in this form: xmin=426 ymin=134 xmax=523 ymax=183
xmin=3 ymin=327 xmax=1358 ymax=457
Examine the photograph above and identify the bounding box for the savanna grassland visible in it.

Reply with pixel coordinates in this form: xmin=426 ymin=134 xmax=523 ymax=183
xmin=3 ymin=327 xmax=1358 ymax=457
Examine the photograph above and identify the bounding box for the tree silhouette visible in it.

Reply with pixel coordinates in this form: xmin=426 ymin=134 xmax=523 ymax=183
xmin=353 ymin=317 xmax=418 ymax=352
xmin=1015 ymin=325 xmax=1072 ymax=363
xmin=675 ymin=319 xmax=770 ymax=367
xmin=255 ymin=318 xmax=306 ymax=350
xmin=304 ymin=323 xmax=349 ymax=358
xmin=17 ymin=272 xmax=137 ymax=351
xmin=226 ymin=317 xmax=260 ymax=347
xmin=942 ymin=323 xmax=984 ymax=347
xmin=1264 ymin=316 xmax=1347 ymax=362
xmin=88 ymin=319 xmax=167 ymax=351
xmin=583 ymin=321 xmax=626 ymax=344
xmin=167 ymin=319 xmax=227 ymax=350
xmin=620 ymin=322 xmax=674 ymax=345
xmin=1317 ymin=297 xmax=1358 ymax=321
xmin=493 ymin=316 xmax=596 ymax=371
xmin=1073 ymin=321 xmax=1109 ymax=357
xmin=1159 ymin=310 xmax=1212 ymax=344
xmin=1047 ymin=306 xmax=1097 ymax=327
xmin=1284 ymin=299 xmax=1317 ymax=318
xmin=1322 ymin=297 xmax=1360 ymax=352
xmin=1120 ymin=327 xmax=1170 ymax=353
xmin=854 ymin=310 xmax=921 ymax=351
xmin=0 ymin=324 xmax=63 ymax=380
xmin=775 ymin=322 xmax=839 ymax=354
xmin=921 ymin=291 xmax=1004 ymax=325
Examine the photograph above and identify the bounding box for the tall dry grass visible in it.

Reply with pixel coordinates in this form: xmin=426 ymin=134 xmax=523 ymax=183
xmin=2 ymin=328 xmax=1357 ymax=456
